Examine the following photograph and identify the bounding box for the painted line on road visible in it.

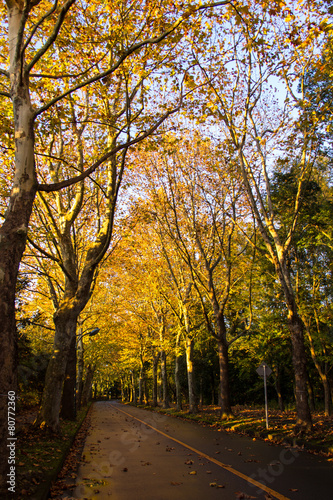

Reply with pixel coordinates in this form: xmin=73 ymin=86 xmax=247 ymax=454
xmin=114 ymin=404 xmax=291 ymax=500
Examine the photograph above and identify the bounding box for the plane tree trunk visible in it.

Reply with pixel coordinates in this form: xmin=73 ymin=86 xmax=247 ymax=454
xmin=0 ymin=2 xmax=37 ymax=490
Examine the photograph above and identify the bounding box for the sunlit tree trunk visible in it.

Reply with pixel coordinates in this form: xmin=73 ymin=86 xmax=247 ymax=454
xmin=174 ymin=331 xmax=182 ymax=411
xmin=185 ymin=337 xmax=197 ymax=413
xmin=0 ymin=3 xmax=38 ymax=489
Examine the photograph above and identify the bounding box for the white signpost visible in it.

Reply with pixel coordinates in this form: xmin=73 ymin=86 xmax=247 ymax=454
xmin=256 ymin=362 xmax=272 ymax=429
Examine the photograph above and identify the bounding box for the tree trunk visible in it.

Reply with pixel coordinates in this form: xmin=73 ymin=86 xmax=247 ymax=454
xmin=152 ymin=352 xmax=159 ymax=407
xmin=306 ymin=326 xmax=331 ymax=416
xmin=0 ymin=5 xmax=37 ymax=490
xmin=76 ymin=336 xmax=84 ymax=411
xmin=60 ymin=334 xmax=77 ymax=420
xmin=35 ymin=311 xmax=77 ymax=432
xmin=139 ymin=364 xmax=144 ymax=405
xmin=131 ymin=372 xmax=137 ymax=405
xmin=81 ymin=364 xmax=96 ymax=407
xmin=273 ymin=365 xmax=284 ymax=412
xmin=185 ymin=337 xmax=197 ymax=413
xmin=175 ymin=352 xmax=182 ymax=411
xmin=288 ymin=310 xmax=312 ymax=431
xmin=217 ymin=339 xmax=232 ymax=418
xmin=160 ymin=350 xmax=170 ymax=409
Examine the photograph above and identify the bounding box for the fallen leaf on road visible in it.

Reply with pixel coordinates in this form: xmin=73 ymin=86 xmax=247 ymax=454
xmin=289 ymin=488 xmax=298 ymax=492
xmin=235 ymin=492 xmax=257 ymax=499
xmin=170 ymin=481 xmax=183 ymax=486
xmin=185 ymin=459 xmax=194 ymax=465
xmin=189 ymin=470 xmax=197 ymax=475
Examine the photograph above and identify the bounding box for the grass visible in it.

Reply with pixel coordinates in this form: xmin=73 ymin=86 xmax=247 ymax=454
xmin=136 ymin=403 xmax=333 ymax=457
xmin=16 ymin=404 xmax=91 ymax=500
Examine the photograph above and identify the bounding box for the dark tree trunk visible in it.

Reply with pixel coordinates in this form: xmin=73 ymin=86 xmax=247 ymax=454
xmin=35 ymin=312 xmax=77 ymax=432
xmin=288 ymin=311 xmax=312 ymax=431
xmin=175 ymin=353 xmax=182 ymax=411
xmin=76 ymin=336 xmax=84 ymax=411
xmin=152 ymin=353 xmax=159 ymax=407
xmin=217 ymin=339 xmax=232 ymax=418
xmin=81 ymin=365 xmax=95 ymax=407
xmin=60 ymin=334 xmax=77 ymax=420
xmin=273 ymin=366 xmax=285 ymax=412
xmin=160 ymin=350 xmax=170 ymax=409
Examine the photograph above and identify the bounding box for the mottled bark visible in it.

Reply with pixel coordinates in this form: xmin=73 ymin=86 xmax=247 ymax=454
xmin=35 ymin=312 xmax=77 ymax=432
xmin=0 ymin=3 xmax=37 ymax=489
xmin=185 ymin=337 xmax=197 ymax=413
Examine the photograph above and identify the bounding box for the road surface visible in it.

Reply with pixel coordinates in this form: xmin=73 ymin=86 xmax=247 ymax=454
xmin=73 ymin=401 xmax=332 ymax=499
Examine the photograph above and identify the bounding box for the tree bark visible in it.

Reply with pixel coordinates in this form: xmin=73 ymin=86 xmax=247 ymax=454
xmin=185 ymin=337 xmax=197 ymax=413
xmin=152 ymin=352 xmax=159 ymax=407
xmin=160 ymin=350 xmax=170 ymax=409
xmin=35 ymin=311 xmax=77 ymax=432
xmin=81 ymin=364 xmax=96 ymax=407
xmin=0 ymin=4 xmax=37 ymax=490
xmin=60 ymin=334 xmax=77 ymax=420
xmin=175 ymin=352 xmax=183 ymax=411
xmin=76 ymin=336 xmax=84 ymax=411
xmin=217 ymin=339 xmax=232 ymax=418
xmin=273 ymin=365 xmax=284 ymax=412
xmin=288 ymin=309 xmax=313 ymax=431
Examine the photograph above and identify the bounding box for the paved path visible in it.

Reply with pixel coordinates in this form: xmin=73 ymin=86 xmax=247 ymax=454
xmin=73 ymin=401 xmax=332 ymax=500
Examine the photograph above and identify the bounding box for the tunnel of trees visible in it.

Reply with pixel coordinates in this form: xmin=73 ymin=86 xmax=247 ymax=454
xmin=0 ymin=0 xmax=333 ymax=492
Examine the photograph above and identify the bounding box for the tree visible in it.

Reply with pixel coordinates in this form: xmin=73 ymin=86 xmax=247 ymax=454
xmin=0 ymin=1 xmax=231 ymax=459
xmin=192 ymin=3 xmax=327 ymax=430
xmin=136 ymin=133 xmax=255 ymax=417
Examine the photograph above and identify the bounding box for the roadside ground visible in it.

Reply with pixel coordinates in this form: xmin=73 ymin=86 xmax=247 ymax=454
xmin=15 ymin=402 xmax=333 ymax=499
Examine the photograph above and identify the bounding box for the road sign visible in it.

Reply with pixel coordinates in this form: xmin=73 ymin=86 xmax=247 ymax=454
xmin=256 ymin=362 xmax=272 ymax=379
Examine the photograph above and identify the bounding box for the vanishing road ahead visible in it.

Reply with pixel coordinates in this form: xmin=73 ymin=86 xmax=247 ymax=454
xmin=73 ymin=401 xmax=332 ymax=500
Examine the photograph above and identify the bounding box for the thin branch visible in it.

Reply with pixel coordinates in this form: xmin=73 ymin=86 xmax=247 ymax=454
xmin=37 ymin=104 xmax=181 ymax=192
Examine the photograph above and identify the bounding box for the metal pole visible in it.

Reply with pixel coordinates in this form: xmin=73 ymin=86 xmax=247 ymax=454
xmin=264 ymin=364 xmax=269 ymax=429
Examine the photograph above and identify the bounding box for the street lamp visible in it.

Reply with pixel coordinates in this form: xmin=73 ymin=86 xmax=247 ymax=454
xmin=77 ymin=327 xmax=100 ymax=343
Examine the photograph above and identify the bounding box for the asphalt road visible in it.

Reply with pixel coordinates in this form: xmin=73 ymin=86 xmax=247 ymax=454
xmin=73 ymin=401 xmax=332 ymax=500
